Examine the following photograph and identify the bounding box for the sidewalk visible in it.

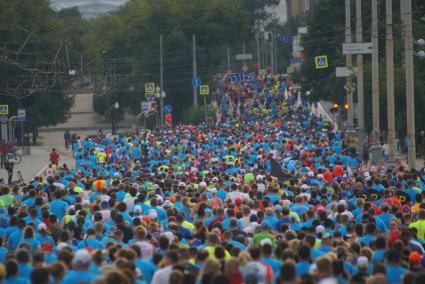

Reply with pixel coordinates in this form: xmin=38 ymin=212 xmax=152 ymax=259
xmin=0 ymin=146 xmax=74 ymax=184
xmin=314 ymin=101 xmax=423 ymax=170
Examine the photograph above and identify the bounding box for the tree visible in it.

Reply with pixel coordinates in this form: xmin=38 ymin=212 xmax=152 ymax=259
xmin=86 ymin=0 xmax=264 ymax=122
xmin=0 ymin=0 xmax=85 ymax=128
xmin=298 ymin=0 xmax=425 ymax=139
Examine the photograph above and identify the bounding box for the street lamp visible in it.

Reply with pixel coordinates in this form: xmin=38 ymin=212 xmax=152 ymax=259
xmin=155 ymin=87 xmax=167 ymax=127
xmin=416 ymin=39 xmax=425 ymax=47
xmin=112 ymin=102 xmax=119 ymax=133
xmin=415 ymin=39 xmax=425 ymax=59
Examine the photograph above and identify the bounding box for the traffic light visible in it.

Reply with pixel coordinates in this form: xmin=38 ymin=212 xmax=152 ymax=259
xmin=344 ymin=103 xmax=349 ymax=110
xmin=150 ymin=102 xmax=157 ymax=113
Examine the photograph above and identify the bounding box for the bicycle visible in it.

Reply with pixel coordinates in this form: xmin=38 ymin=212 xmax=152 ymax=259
xmin=6 ymin=150 xmax=22 ymax=165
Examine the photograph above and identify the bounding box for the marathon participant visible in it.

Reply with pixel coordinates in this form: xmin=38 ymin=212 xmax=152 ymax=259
xmin=0 ymin=71 xmax=422 ymax=284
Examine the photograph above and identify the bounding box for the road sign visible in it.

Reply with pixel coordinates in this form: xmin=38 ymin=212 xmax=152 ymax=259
xmin=344 ymin=84 xmax=356 ymax=92
xmin=17 ymin=108 xmax=26 ymax=121
xmin=141 ymin=101 xmax=153 ymax=113
xmin=199 ymin=85 xmax=209 ymax=96
xmin=164 ymin=104 xmax=173 ymax=114
xmin=315 ymin=55 xmax=328 ymax=69
xmin=336 ymin=67 xmax=358 ymax=77
xmin=281 ymin=36 xmax=294 ymax=45
xmin=145 ymin=83 xmax=155 ymax=94
xmin=192 ymin=77 xmax=202 ymax=87
xmin=68 ymin=70 xmax=76 ymax=75
xmin=0 ymin=105 xmax=8 ymax=115
xmin=286 ymin=66 xmax=294 ymax=73
xmin=342 ymin=42 xmax=373 ymax=54
xmin=259 ymin=69 xmax=267 ymax=75
xmin=235 ymin=53 xmax=253 ymax=60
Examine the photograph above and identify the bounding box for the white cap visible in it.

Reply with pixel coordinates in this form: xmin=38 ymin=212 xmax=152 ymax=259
xmin=212 ymin=177 xmax=218 ymax=182
xmin=357 ymin=256 xmax=369 ymax=267
xmin=163 ymin=231 xmax=175 ymax=242
xmin=256 ymin=175 xmax=263 ymax=181
xmin=149 ymin=209 xmax=158 ymax=219
xmin=307 ymin=171 xmax=314 ymax=177
xmin=37 ymin=223 xmax=47 ymax=231
xmin=316 ymin=225 xmax=325 ymax=234
xmin=199 ymin=182 xmax=207 ymax=188
xmin=260 ymin=238 xmax=272 ymax=246
xmin=73 ymin=249 xmax=91 ymax=266
xmin=163 ymin=200 xmax=172 ymax=208
xmin=57 ymin=242 xmax=68 ymax=251
xmin=178 ymin=182 xmax=186 ymax=187
xmin=317 ymin=174 xmax=324 ymax=179
xmin=208 ymin=187 xmax=217 ymax=194
xmin=134 ymin=205 xmax=142 ymax=213
xmin=155 ymin=194 xmax=163 ymax=203
xmin=301 ymin=184 xmax=310 ymax=190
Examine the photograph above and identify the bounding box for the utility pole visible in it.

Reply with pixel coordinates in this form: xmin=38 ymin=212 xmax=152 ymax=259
xmin=270 ymin=32 xmax=275 ymax=74
xmin=404 ymin=0 xmax=416 ymax=169
xmin=227 ymin=47 xmax=231 ymax=69
xmin=274 ymin=26 xmax=278 ymax=73
xmin=242 ymin=43 xmax=246 ymax=67
xmin=386 ymin=0 xmax=396 ymax=165
xmin=160 ymin=34 xmax=164 ymax=127
xmin=356 ymin=0 xmax=365 ymax=143
xmin=80 ymin=55 xmax=83 ymax=81
xmin=256 ymin=21 xmax=261 ymax=69
xmin=345 ymin=0 xmax=354 ymax=129
xmin=192 ymin=34 xmax=198 ymax=107
xmin=370 ymin=0 xmax=383 ymax=162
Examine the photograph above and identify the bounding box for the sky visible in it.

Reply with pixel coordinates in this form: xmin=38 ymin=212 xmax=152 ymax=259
xmin=50 ymin=0 xmax=129 ymax=10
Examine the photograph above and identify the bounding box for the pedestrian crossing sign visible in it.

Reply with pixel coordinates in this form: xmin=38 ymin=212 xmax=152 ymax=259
xmin=199 ymin=85 xmax=209 ymax=96
xmin=145 ymin=83 xmax=155 ymax=94
xmin=0 ymin=105 xmax=8 ymax=115
xmin=315 ymin=55 xmax=328 ymax=69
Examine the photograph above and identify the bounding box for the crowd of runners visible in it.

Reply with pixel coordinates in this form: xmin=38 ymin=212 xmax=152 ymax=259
xmin=0 ymin=71 xmax=425 ymax=284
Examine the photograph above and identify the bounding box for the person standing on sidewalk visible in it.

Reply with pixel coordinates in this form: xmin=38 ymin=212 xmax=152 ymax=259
xmin=420 ymin=130 xmax=425 ymax=159
xmin=64 ymin=130 xmax=71 ymax=150
xmin=4 ymin=158 xmax=13 ymax=184
xmin=49 ymin=148 xmax=60 ymax=166
xmin=0 ymin=140 xmax=7 ymax=168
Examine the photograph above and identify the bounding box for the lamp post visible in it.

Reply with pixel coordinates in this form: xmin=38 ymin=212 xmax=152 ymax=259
xmin=113 ymin=102 xmax=119 ymax=133
xmin=155 ymin=87 xmax=166 ymax=127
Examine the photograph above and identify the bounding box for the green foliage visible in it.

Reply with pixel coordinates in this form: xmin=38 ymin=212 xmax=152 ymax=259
xmin=299 ymin=0 xmax=425 ymax=138
xmin=85 ymin=0 xmax=267 ymax=122
xmin=182 ymin=104 xmax=216 ymax=124
xmin=0 ymin=0 xmax=85 ymax=127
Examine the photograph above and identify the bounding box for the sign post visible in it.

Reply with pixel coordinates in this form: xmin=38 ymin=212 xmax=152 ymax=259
xmin=199 ymin=85 xmax=209 ymax=123
xmin=342 ymin=42 xmax=373 ymax=54
xmin=0 ymin=105 xmax=8 ymax=142
xmin=336 ymin=67 xmax=358 ymax=77
xmin=315 ymin=55 xmax=329 ymax=69
xmin=192 ymin=77 xmax=202 ymax=87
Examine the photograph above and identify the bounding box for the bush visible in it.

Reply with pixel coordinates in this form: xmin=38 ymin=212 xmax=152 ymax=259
xmin=93 ymin=94 xmax=108 ymax=115
xmin=182 ymin=104 xmax=216 ymax=124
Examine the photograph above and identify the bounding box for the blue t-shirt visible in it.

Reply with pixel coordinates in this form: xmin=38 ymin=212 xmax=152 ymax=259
xmin=386 ymin=265 xmax=408 ymax=284
xmin=50 ymin=199 xmax=69 ymax=222
xmin=61 ymin=270 xmax=96 ymax=284
xmin=3 ymin=276 xmax=30 ymax=284
xmin=296 ymin=261 xmax=311 ymax=277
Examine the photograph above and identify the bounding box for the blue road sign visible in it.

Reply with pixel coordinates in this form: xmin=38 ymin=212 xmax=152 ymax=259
xmin=164 ymin=104 xmax=173 ymax=114
xmin=192 ymin=77 xmax=202 ymax=87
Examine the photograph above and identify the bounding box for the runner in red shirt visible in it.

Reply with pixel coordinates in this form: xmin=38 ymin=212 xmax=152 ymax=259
xmin=49 ymin=148 xmax=60 ymax=165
